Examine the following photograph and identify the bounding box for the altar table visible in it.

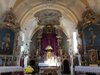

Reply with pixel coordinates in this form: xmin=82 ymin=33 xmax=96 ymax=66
xmin=0 ymin=66 xmax=23 ymax=73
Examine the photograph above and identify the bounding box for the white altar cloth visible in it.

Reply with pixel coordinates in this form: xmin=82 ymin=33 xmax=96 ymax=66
xmin=38 ymin=57 xmax=61 ymax=67
xmin=38 ymin=62 xmax=61 ymax=67
xmin=0 ymin=66 xmax=23 ymax=73
xmin=75 ymin=66 xmax=100 ymax=73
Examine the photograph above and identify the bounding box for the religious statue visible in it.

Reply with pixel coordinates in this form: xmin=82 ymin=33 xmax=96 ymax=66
xmin=89 ymin=28 xmax=96 ymax=46
xmin=2 ymin=33 xmax=10 ymax=51
xmin=45 ymin=45 xmax=53 ymax=59
xmin=36 ymin=49 xmax=39 ymax=57
xmin=58 ymin=47 xmax=62 ymax=56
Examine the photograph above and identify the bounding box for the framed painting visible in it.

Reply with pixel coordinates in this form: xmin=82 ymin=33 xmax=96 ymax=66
xmin=88 ymin=49 xmax=98 ymax=64
xmin=0 ymin=28 xmax=15 ymax=55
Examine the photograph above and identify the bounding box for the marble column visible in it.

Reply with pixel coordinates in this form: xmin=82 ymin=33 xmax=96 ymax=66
xmin=70 ymin=50 xmax=74 ymax=75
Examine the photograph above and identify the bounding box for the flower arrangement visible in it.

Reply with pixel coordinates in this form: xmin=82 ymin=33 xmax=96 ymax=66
xmin=24 ymin=65 xmax=34 ymax=74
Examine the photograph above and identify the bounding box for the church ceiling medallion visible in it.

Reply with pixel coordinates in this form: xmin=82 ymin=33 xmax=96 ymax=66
xmin=35 ymin=9 xmax=62 ymax=26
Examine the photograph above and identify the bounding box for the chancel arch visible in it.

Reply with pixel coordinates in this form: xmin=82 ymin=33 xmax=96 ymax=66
xmin=17 ymin=1 xmax=83 ymax=75
xmin=20 ymin=5 xmax=78 ymax=54
xmin=28 ymin=9 xmax=70 ymax=61
xmin=19 ymin=5 xmax=79 ymax=75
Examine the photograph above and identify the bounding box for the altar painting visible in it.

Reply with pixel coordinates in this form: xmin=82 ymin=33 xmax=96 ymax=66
xmin=83 ymin=25 xmax=100 ymax=50
xmin=0 ymin=28 xmax=15 ymax=55
xmin=88 ymin=49 xmax=98 ymax=64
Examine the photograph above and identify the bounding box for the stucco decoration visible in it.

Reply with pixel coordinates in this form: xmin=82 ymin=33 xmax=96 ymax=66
xmin=35 ymin=9 xmax=62 ymax=25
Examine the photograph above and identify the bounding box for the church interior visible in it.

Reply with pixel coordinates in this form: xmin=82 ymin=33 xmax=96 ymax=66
xmin=0 ymin=0 xmax=100 ymax=75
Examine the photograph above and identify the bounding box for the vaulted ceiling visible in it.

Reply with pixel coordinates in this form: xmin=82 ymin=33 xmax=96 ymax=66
xmin=0 ymin=0 xmax=100 ymax=39
xmin=0 ymin=0 xmax=100 ymax=24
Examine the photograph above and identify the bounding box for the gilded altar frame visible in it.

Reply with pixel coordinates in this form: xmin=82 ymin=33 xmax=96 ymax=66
xmin=77 ymin=7 xmax=100 ymax=64
xmin=0 ymin=9 xmax=20 ymax=66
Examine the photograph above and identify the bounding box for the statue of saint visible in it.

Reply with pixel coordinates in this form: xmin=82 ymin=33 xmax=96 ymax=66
xmin=89 ymin=30 xmax=96 ymax=46
xmin=2 ymin=33 xmax=10 ymax=51
xmin=58 ymin=47 xmax=62 ymax=56
xmin=36 ymin=49 xmax=39 ymax=57
xmin=45 ymin=45 xmax=53 ymax=59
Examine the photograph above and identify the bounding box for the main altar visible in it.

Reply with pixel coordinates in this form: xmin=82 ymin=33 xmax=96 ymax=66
xmin=32 ymin=25 xmax=64 ymax=63
xmin=38 ymin=42 xmax=61 ymax=75
xmin=38 ymin=42 xmax=61 ymax=65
